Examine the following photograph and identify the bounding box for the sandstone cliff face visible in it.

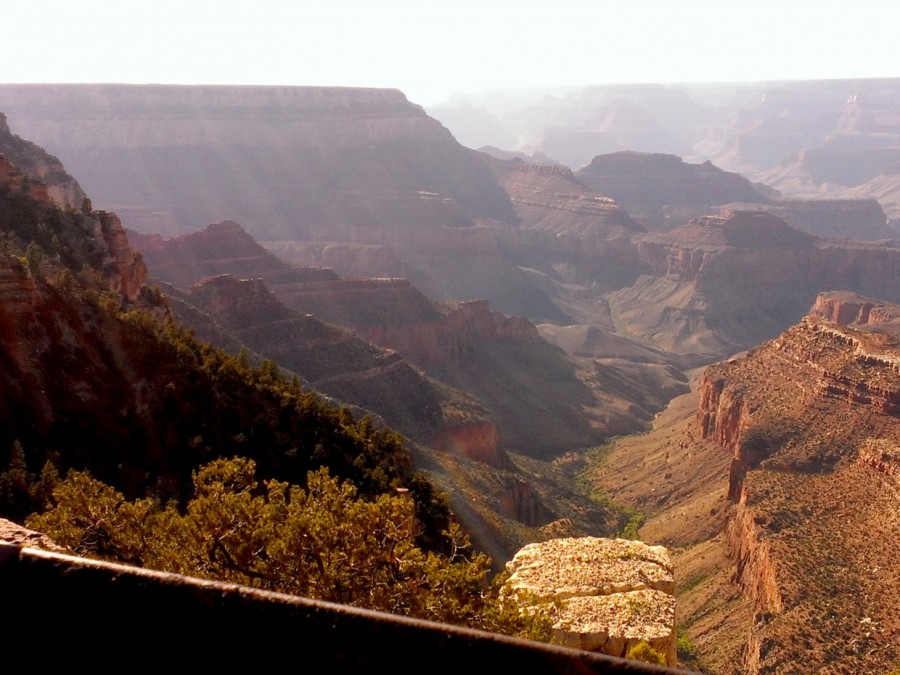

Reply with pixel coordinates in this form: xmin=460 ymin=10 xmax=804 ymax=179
xmin=691 ymin=295 xmax=900 ymax=673
xmin=358 ymin=299 xmax=538 ymax=368
xmin=491 ymin=160 xmax=646 ymax=290
xmin=505 ymin=537 xmax=676 ymax=665
xmin=132 ymin=220 xmax=607 ymax=458
xmin=0 ymin=150 xmax=145 ymax=301
xmin=730 ymin=198 xmax=897 ymax=242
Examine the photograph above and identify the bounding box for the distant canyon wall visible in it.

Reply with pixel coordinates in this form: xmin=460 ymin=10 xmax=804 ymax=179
xmin=0 ymin=84 xmax=516 ymax=238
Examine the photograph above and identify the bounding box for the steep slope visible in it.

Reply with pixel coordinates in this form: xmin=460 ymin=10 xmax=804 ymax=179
xmin=593 ymin=292 xmax=900 ymax=674
xmin=0 ymin=113 xmax=85 ymax=209
xmin=0 ymin=112 xmax=455 ymax=545
xmin=491 ymin=160 xmax=645 ymax=291
xmin=132 ymin=220 xmax=612 ymax=458
xmin=177 ymin=273 xmax=509 ymax=468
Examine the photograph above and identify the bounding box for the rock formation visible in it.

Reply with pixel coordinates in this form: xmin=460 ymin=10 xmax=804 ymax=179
xmin=724 ymin=198 xmax=896 ymax=243
xmin=180 ymin=273 xmax=511 ymax=469
xmin=130 ymin=220 xmax=614 ymax=458
xmin=575 ymin=152 xmax=774 ymax=230
xmin=0 ymin=112 xmax=85 ymax=209
xmin=608 ymin=209 xmax=900 ymax=358
xmin=686 ymin=293 xmax=900 ymax=673
xmin=505 ymin=537 xmax=676 ymax=665
xmin=0 ymin=138 xmax=145 ymax=301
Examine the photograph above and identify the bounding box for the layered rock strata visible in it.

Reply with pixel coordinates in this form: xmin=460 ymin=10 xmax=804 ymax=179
xmin=692 ymin=292 xmax=900 ymax=673
xmin=608 ymin=209 xmax=900 ymax=358
xmin=505 ymin=537 xmax=676 ymax=665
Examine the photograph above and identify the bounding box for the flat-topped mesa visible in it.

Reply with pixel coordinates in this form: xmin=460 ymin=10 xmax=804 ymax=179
xmin=189 ymin=274 xmax=286 ymax=324
xmin=0 ymin=84 xmax=517 ymax=236
xmin=359 ymin=299 xmax=539 ymax=369
xmin=575 ymin=151 xmax=774 ymax=230
xmin=0 ymin=85 xmax=453 ymax=149
xmin=504 ymin=537 xmax=676 ymax=665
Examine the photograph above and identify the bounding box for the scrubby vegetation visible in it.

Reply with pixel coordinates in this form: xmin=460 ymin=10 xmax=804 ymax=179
xmin=626 ymin=640 xmax=666 ymax=665
xmin=26 ymin=457 xmax=555 ymax=638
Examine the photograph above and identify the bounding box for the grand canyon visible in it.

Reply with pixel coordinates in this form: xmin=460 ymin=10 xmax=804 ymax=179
xmin=1 ymin=79 xmax=899 ymax=673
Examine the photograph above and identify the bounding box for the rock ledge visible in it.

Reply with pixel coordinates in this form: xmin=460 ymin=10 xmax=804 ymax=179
xmin=505 ymin=537 xmax=676 ymax=665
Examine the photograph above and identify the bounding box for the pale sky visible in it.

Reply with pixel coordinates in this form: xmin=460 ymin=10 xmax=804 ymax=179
xmin=4 ymin=0 xmax=899 ymax=106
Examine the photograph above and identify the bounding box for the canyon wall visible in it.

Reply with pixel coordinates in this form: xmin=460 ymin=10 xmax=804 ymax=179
xmin=693 ymin=295 xmax=900 ymax=672
xmin=0 ymin=84 xmax=516 ymax=238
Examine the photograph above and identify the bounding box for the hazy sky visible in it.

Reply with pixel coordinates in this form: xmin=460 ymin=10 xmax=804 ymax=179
xmin=5 ymin=0 xmax=899 ymax=106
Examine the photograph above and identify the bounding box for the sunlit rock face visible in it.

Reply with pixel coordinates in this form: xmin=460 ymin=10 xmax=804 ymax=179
xmin=504 ymin=537 xmax=676 ymax=665
xmin=693 ymin=293 xmax=900 ymax=673
xmin=0 ymin=519 xmax=65 ymax=552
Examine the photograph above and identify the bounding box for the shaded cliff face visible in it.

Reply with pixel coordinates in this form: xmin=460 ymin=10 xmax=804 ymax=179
xmin=491 ymin=160 xmax=646 ymax=290
xmin=133 ymin=220 xmax=611 ymax=458
xmin=725 ymin=198 xmax=897 ymax=243
xmin=180 ymin=273 xmax=514 ymax=468
xmin=0 ymin=84 xmax=516 ymax=238
xmin=607 ymin=210 xmax=900 ymax=359
xmin=575 ymin=151 xmax=773 ymax=230
xmin=0 ymin=153 xmax=145 ymax=301
xmin=0 ymin=112 xmax=84 ymax=209
xmin=691 ymin=296 xmax=900 ymax=673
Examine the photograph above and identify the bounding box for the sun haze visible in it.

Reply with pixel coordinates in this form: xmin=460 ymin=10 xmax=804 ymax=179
xmin=5 ymin=0 xmax=899 ymax=105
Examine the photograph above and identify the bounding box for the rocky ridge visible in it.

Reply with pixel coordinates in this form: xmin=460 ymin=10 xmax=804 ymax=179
xmin=688 ymin=292 xmax=900 ymax=673
xmin=0 ymin=112 xmax=84 ymax=209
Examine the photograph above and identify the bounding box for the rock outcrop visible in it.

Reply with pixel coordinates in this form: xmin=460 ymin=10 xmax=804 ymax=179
xmin=179 ymin=273 xmax=512 ymax=469
xmin=505 ymin=537 xmax=676 ymax=665
xmin=0 ymin=518 xmax=65 ymax=552
xmin=575 ymin=152 xmax=774 ymax=230
xmin=0 ymin=112 xmax=85 ymax=208
xmin=724 ymin=198 xmax=896 ymax=243
xmin=690 ymin=293 xmax=900 ymax=673
xmin=0 ymin=145 xmax=145 ymax=301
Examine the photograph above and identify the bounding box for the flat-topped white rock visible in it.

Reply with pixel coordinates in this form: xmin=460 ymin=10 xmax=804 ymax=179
xmin=505 ymin=536 xmax=676 ymax=666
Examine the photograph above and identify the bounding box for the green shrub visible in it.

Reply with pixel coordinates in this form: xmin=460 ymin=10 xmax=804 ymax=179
xmin=626 ymin=640 xmax=666 ymax=665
